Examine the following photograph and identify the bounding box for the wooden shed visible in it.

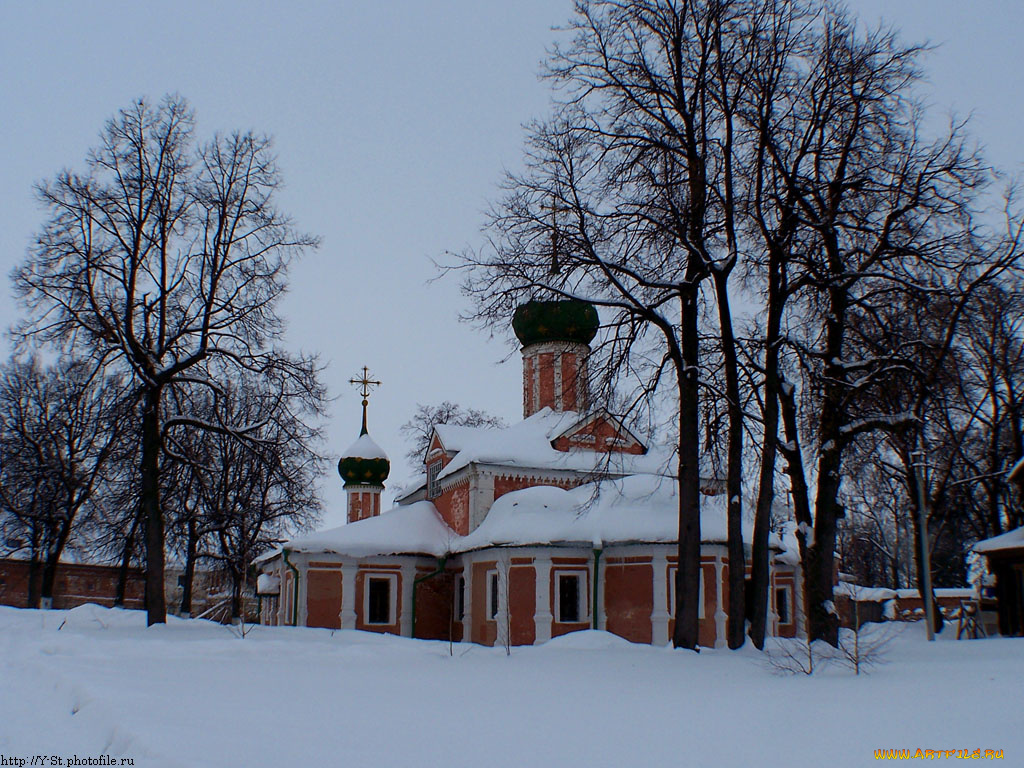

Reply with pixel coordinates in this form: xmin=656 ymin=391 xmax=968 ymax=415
xmin=974 ymin=526 xmax=1024 ymax=637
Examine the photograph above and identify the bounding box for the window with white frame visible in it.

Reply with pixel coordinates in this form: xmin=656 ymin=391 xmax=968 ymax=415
xmin=427 ymin=459 xmax=443 ymax=499
xmin=668 ymin=566 xmax=705 ymax=620
xmin=364 ymin=573 xmax=397 ymax=625
xmin=555 ymin=571 xmax=585 ymax=623
xmin=775 ymin=586 xmax=790 ymax=624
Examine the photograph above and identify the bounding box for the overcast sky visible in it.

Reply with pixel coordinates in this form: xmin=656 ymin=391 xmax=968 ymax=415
xmin=2 ymin=1 xmax=1022 ymax=529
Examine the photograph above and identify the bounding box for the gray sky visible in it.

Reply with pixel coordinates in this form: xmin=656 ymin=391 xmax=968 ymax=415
xmin=2 ymin=1 xmax=1022 ymax=529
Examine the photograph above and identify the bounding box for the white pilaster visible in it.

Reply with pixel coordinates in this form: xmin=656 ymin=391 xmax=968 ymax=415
xmin=296 ymin=557 xmax=309 ymax=627
xmin=768 ymin=565 xmax=780 ymax=636
xmin=534 ymin=555 xmax=553 ymax=643
xmin=495 ymin=562 xmax=510 ymax=649
xmin=340 ymin=563 xmax=358 ymax=630
xmin=277 ymin=558 xmax=286 ymax=626
xmin=651 ymin=550 xmax=670 ymax=646
xmin=714 ymin=555 xmax=727 ymax=649
xmin=469 ymin=470 xmax=496 ymax=532
xmin=400 ymin=563 xmax=414 ymax=637
xmin=554 ymin=349 xmax=564 ymax=410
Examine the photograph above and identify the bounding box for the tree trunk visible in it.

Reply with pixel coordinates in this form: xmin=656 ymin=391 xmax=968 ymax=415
xmin=673 ymin=291 xmax=702 ymax=651
xmin=141 ymin=385 xmax=167 ymax=625
xmin=779 ymin=382 xmax=814 ymax=636
xmin=179 ymin=520 xmax=199 ymax=616
xmin=749 ymin=252 xmax=784 ymax=649
xmin=27 ymin=551 xmax=42 ymax=609
xmin=114 ymin=513 xmax=139 ymax=607
xmin=40 ymin=516 xmax=75 ymax=605
xmin=712 ymin=269 xmax=746 ymax=649
xmin=905 ymin=462 xmax=943 ymax=635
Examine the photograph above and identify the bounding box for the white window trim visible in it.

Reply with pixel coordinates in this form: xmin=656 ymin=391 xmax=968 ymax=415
xmin=363 ymin=572 xmax=398 ymax=626
xmin=668 ymin=566 xmax=705 ymax=620
xmin=486 ymin=569 xmax=499 ymax=621
xmin=554 ymin=570 xmax=588 ymax=624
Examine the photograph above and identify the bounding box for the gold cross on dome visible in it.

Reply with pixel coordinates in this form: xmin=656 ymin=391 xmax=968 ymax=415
xmin=349 ymin=366 xmax=381 ymax=435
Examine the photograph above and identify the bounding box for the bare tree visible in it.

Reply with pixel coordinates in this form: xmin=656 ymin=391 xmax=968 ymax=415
xmin=164 ymin=375 xmax=325 ymax=620
xmin=460 ymin=0 xmax=776 ymax=651
xmin=12 ymin=96 xmax=321 ymax=624
xmin=400 ymin=402 xmax=506 ymax=466
xmin=0 ymin=356 xmax=125 ymax=607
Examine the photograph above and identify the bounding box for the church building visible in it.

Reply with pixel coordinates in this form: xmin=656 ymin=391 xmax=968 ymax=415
xmin=256 ymin=299 xmax=802 ymax=647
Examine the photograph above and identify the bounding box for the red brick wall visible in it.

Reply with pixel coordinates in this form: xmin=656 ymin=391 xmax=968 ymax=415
xmin=347 ymin=489 xmax=382 ymax=523
xmin=413 ymin=568 xmax=454 ymax=640
xmin=433 ymin=480 xmax=470 ymax=535
xmin=0 ymin=558 xmax=145 ymax=610
xmin=472 ymin=560 xmax=497 ymax=646
xmin=509 ymin=566 xmax=536 ymax=645
xmin=604 ymin=561 xmax=654 ymax=643
xmin=666 ymin=556 xmax=719 ymax=648
xmin=552 ymin=416 xmax=644 ymax=455
xmin=493 ymin=475 xmax=578 ymax=504
xmin=306 ymin=568 xmax=342 ymax=629
xmin=523 ymin=346 xmax=588 ymax=417
xmin=561 ymin=350 xmax=584 ymax=412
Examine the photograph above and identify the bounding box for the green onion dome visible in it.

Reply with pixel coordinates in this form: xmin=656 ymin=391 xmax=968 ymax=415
xmin=337 ymin=433 xmax=390 ymax=487
xmin=512 ymin=299 xmax=599 ymax=348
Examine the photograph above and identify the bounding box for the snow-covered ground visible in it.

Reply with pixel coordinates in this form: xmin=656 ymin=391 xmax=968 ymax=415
xmin=0 ymin=605 xmax=1018 ymax=767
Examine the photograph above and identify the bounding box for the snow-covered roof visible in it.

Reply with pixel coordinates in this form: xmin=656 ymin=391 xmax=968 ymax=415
xmin=434 ymin=408 xmax=668 ymax=483
xmin=453 ymin=474 xmax=781 ymax=552
xmin=432 ymin=423 xmax=488 ymax=454
xmin=973 ymin=526 xmax=1024 ymax=555
xmin=281 ymin=501 xmax=452 ymax=558
xmin=834 ymin=582 xmax=897 ymax=602
xmin=271 ymin=474 xmax=790 ymax=560
xmin=341 ymin=432 xmax=388 ymax=460
xmin=256 ymin=573 xmax=280 ymax=595
xmin=894 ymin=587 xmax=975 ymax=599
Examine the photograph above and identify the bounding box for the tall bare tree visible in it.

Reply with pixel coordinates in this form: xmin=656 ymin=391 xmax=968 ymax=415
xmin=12 ymin=96 xmax=321 ymax=624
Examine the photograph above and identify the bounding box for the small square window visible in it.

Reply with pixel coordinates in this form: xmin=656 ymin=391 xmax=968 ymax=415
xmin=556 ymin=572 xmax=584 ymax=623
xmin=366 ymin=575 xmax=395 ymax=625
xmin=775 ymin=587 xmax=790 ymax=624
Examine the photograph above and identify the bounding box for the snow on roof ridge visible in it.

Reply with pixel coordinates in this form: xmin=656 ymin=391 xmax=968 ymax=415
xmin=973 ymin=525 xmax=1024 ymax=554
xmin=281 ymin=501 xmax=451 ymax=558
xmin=270 ymin=473 xmax=792 ymax=561
xmin=434 ymin=408 xmax=665 ymax=483
xmin=342 ymin=432 xmax=388 ymax=460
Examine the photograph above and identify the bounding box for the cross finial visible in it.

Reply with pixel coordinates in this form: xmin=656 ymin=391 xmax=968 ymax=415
xmin=542 ymin=193 xmax=564 ymax=276
xmin=349 ymin=366 xmax=381 ymax=435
